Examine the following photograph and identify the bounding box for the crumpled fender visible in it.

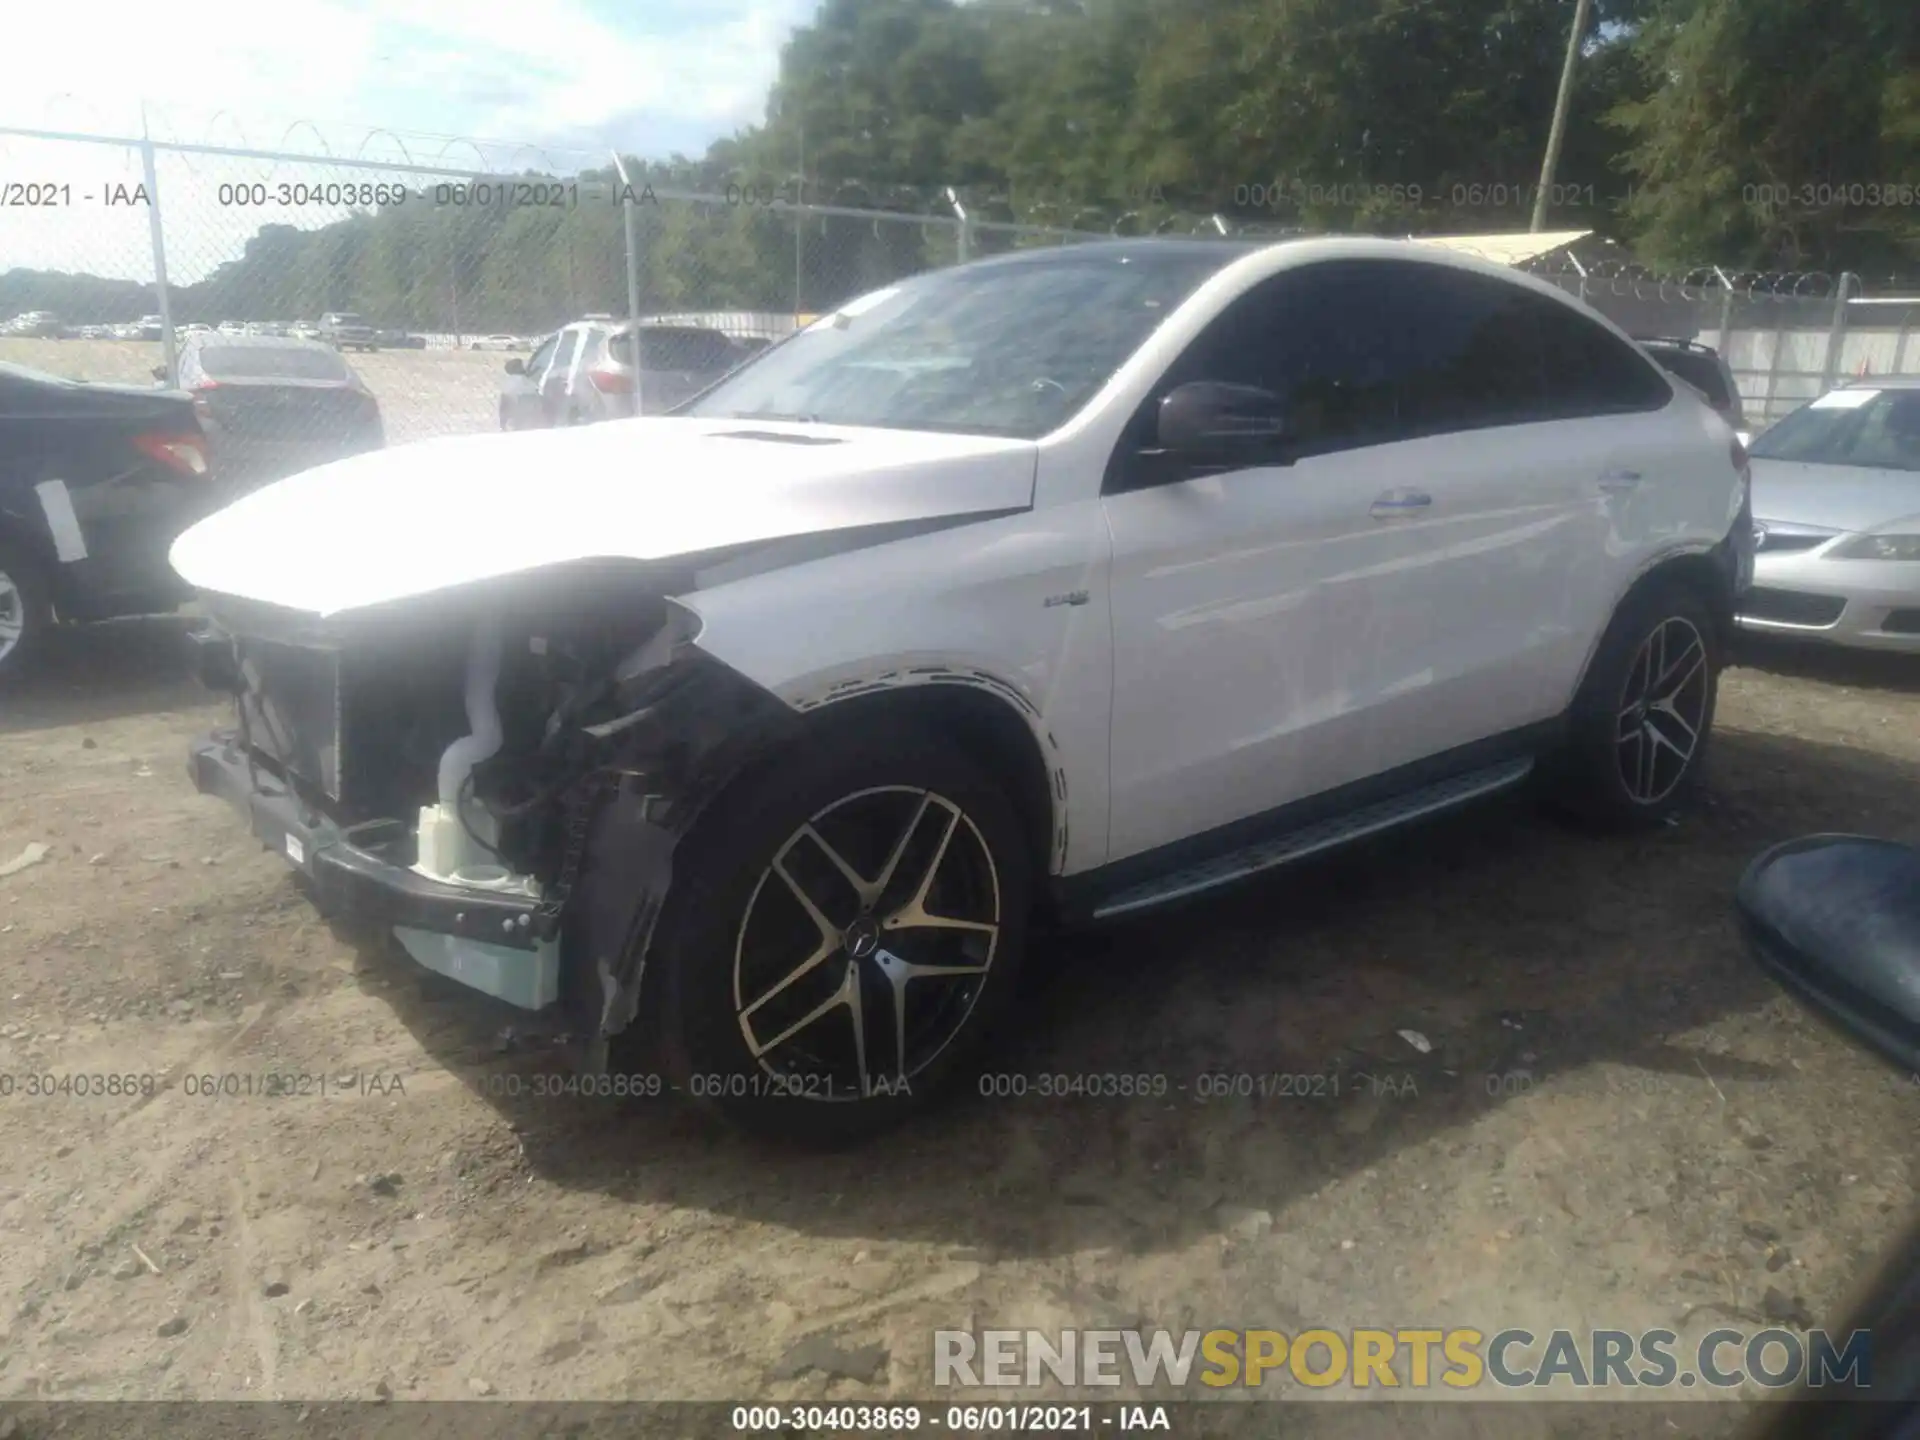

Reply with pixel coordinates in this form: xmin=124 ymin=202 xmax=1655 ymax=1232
xmin=555 ymin=646 xmax=800 ymax=1067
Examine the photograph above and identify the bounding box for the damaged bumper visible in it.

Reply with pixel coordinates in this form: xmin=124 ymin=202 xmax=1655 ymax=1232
xmin=187 ymin=730 xmax=560 ymax=1011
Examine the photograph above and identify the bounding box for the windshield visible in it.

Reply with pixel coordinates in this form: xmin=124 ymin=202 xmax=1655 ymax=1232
xmin=198 ymin=346 xmax=352 ymax=381
xmin=681 ymin=248 xmax=1234 ymax=439
xmin=1748 ymin=388 xmax=1920 ymax=473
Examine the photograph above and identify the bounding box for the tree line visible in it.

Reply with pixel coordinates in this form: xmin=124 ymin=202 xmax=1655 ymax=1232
xmin=5 ymin=0 xmax=1916 ymax=333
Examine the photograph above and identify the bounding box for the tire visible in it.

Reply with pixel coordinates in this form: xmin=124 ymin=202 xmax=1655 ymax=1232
xmin=624 ymin=720 xmax=1033 ymax=1146
xmin=1546 ymin=578 xmax=1721 ymax=829
xmin=0 ymin=539 xmax=53 ymax=686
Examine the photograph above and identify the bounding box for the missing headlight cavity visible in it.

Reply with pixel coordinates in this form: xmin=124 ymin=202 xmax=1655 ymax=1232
xmin=209 ymin=562 xmax=718 ymax=877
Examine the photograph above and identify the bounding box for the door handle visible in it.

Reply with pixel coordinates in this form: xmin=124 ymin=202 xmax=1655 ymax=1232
xmin=1369 ymin=490 xmax=1431 ymax=519
xmin=1598 ymin=467 xmax=1644 ymax=492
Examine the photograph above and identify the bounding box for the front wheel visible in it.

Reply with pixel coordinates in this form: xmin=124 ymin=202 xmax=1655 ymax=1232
xmin=625 ymin=722 xmax=1033 ymax=1146
xmin=1545 ymin=579 xmax=1721 ymax=829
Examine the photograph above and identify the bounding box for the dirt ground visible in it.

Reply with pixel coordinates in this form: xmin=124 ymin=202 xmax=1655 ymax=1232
xmin=1 ymin=623 xmax=1917 ymax=1428
xmin=0 ymin=337 xmax=510 ymax=444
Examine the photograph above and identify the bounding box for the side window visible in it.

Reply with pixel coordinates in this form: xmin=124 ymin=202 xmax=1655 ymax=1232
xmin=524 ymin=334 xmax=559 ymax=376
xmin=549 ymin=329 xmax=581 ymax=377
xmin=1533 ymin=300 xmax=1673 ymax=417
xmin=1111 ymin=259 xmax=1555 ymax=489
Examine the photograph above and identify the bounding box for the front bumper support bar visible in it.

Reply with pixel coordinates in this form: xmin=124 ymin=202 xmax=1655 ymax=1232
xmin=188 ymin=731 xmax=544 ymax=952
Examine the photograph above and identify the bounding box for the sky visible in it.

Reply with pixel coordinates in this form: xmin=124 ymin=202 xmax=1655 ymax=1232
xmin=0 ymin=0 xmax=823 ymax=284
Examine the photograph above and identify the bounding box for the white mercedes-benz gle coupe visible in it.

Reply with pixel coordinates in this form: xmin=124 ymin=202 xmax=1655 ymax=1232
xmin=169 ymin=236 xmax=1754 ymax=1143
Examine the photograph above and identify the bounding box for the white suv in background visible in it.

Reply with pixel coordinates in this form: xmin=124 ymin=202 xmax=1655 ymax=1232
xmin=174 ymin=237 xmax=1753 ymax=1144
xmin=495 ymin=319 xmax=744 ymax=428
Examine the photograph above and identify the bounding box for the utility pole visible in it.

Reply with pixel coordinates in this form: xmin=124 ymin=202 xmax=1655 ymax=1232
xmin=794 ymin=122 xmax=805 ymax=320
xmin=1530 ymin=0 xmax=1594 ymax=233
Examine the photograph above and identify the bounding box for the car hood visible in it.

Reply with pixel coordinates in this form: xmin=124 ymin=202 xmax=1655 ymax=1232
xmin=1748 ymin=458 xmax=1920 ymax=534
xmin=169 ymin=416 xmax=1038 ymax=617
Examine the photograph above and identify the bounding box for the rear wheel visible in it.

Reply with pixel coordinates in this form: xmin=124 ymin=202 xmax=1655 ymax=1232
xmin=0 ymin=540 xmax=53 ymax=686
xmin=1546 ymin=579 xmax=1720 ymax=828
xmin=626 ymin=723 xmax=1032 ymax=1146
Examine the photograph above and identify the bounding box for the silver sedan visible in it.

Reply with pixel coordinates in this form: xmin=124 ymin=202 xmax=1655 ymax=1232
xmin=1738 ymin=380 xmax=1920 ymax=651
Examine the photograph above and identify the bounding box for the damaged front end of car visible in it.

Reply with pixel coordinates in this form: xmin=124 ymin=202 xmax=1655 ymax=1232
xmin=185 ymin=559 xmax=798 ymax=1068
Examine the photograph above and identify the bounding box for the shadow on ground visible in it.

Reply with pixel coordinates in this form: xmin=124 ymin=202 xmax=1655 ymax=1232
xmin=1732 ymin=635 xmax=1920 ymax=695
xmin=341 ymin=720 xmax=1920 ymax=1262
xmin=1 ymin=615 xmax=206 ymax=735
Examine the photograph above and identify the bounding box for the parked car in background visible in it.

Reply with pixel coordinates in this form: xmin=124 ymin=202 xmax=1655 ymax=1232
xmin=5 ymin=312 xmax=65 ymax=338
xmin=317 ymin=313 xmax=378 ymax=351
xmin=0 ymin=360 xmax=214 ymax=683
xmin=216 ymin=320 xmax=248 ymax=336
xmin=469 ymin=333 xmax=524 ymax=352
xmin=162 ymin=333 xmax=384 ymax=496
xmin=182 ymin=323 xmax=214 ymax=336
xmin=373 ymin=328 xmax=425 ymax=349
xmin=1737 ymin=380 xmax=1920 ymax=650
xmin=1636 ymin=336 xmax=1750 ymax=448
xmin=135 ymin=316 xmax=165 ymax=341
xmin=174 ymin=237 xmax=1752 ymax=1141
xmin=288 ymin=321 xmax=321 ymax=340
xmin=496 ymin=320 xmax=740 ymax=428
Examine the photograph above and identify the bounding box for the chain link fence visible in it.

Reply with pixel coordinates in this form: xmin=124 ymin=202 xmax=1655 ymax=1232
xmin=3 ymin=123 xmax=1917 ymax=447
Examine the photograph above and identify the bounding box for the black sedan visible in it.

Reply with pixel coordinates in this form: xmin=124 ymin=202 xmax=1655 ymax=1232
xmin=0 ymin=361 xmax=215 ymax=682
xmin=162 ymin=334 xmax=385 ymax=496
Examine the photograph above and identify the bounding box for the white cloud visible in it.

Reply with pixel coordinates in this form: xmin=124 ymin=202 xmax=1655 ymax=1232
xmin=0 ymin=0 xmax=819 ymax=285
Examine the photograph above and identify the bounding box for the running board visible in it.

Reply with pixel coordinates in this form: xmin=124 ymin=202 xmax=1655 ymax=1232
xmin=1090 ymin=756 xmax=1537 ymax=920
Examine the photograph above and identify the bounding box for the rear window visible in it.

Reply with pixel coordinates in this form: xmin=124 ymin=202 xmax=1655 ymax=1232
xmin=1642 ymin=346 xmax=1734 ymax=409
xmin=198 ymin=346 xmax=351 ymax=381
xmin=610 ymin=328 xmax=738 ymax=373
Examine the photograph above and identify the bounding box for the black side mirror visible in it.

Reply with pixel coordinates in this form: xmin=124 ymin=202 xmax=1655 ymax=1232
xmin=1734 ymin=834 xmax=1920 ymax=1075
xmin=503 ymin=358 xmax=525 ymax=376
xmin=1156 ymin=381 xmax=1290 ymax=461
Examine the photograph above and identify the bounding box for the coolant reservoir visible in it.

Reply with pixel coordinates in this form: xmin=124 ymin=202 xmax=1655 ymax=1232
xmin=414 ymin=803 xmax=496 ymax=884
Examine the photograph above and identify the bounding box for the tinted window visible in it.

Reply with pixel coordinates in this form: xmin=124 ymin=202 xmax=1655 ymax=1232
xmin=612 ymin=327 xmax=738 ymax=373
xmin=1749 ymin=389 xmax=1920 ymax=473
xmin=1643 ymin=346 xmax=1734 ymax=409
xmin=1148 ymin=260 xmax=1557 ymax=457
xmin=550 ymin=330 xmax=581 ymax=372
xmin=197 ymin=345 xmax=350 ymax=381
xmin=1534 ymin=303 xmax=1674 ymax=416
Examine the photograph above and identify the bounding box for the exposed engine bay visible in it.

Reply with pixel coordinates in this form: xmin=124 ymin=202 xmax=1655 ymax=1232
xmin=194 ymin=558 xmax=799 ymax=1059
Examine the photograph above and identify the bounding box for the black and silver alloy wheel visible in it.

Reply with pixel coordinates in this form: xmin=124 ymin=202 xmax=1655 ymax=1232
xmin=1615 ymin=616 xmax=1710 ymax=806
xmin=734 ymin=787 xmax=1001 ymax=1100
xmin=1550 ymin=578 xmax=1721 ymax=829
xmin=634 ymin=722 xmax=1032 ymax=1144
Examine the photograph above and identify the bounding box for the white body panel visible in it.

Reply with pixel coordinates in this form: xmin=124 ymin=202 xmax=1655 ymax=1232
xmin=681 ymin=503 xmax=1114 ymax=876
xmin=1097 ymin=426 xmax=1598 ymax=860
xmin=175 ymin=236 xmax=1745 ymax=885
xmin=168 ymin=418 xmax=1037 ymax=616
